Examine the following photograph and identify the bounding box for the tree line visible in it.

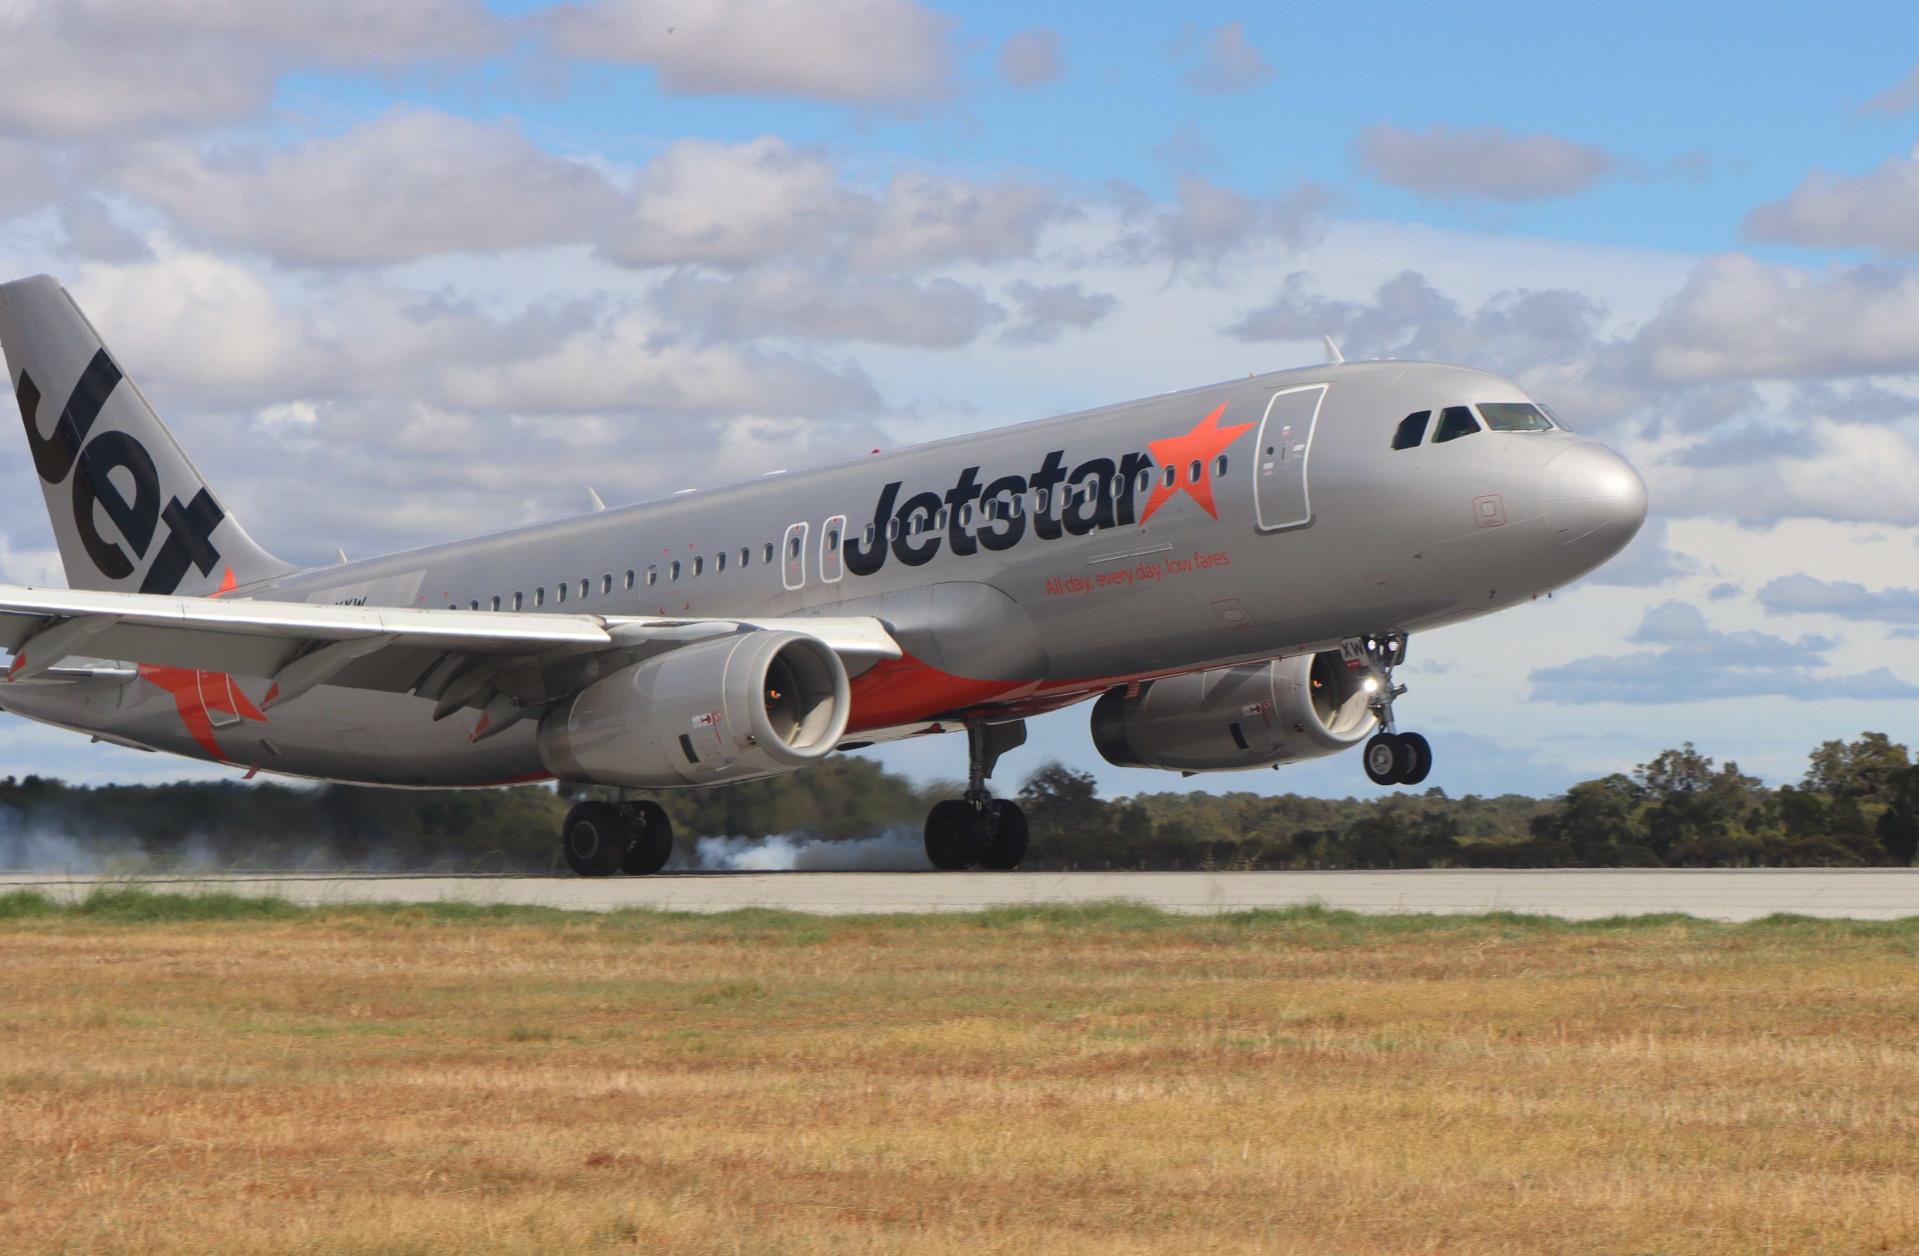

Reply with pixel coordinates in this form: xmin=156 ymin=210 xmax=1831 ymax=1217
xmin=1 ymin=733 xmax=1915 ymax=871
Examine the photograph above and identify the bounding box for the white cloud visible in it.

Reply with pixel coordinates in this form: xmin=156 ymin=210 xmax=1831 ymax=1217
xmin=602 ymin=137 xmax=861 ymax=269
xmin=118 ymin=110 xmax=624 ymax=267
xmin=0 ymin=138 xmax=54 ymax=218
xmin=602 ymin=137 xmax=1062 ymax=274
xmin=1862 ymin=62 xmax=1919 ymax=114
xmin=1118 ymin=177 xmax=1326 ymax=270
xmin=653 ymin=265 xmax=1002 ymax=346
xmin=1180 ymin=22 xmax=1274 ymax=95
xmin=851 ymin=171 xmax=1060 ymax=271
xmin=1228 ymin=269 xmax=1608 ymax=382
xmin=68 ymin=250 xmax=321 ymax=404
xmin=1356 ymin=125 xmax=1617 ymax=202
xmin=1621 ymin=253 xmax=1919 ymax=383
xmin=547 ymin=0 xmax=956 ymax=105
xmin=998 ymin=27 xmax=1064 ymax=89
xmin=1531 ymin=600 xmax=1919 ymax=703
xmin=1746 ymin=151 xmax=1919 ymax=253
xmin=440 ymin=304 xmax=879 ymax=417
xmin=0 ymin=0 xmax=500 ymax=138
xmin=999 ymin=281 xmax=1117 ymax=347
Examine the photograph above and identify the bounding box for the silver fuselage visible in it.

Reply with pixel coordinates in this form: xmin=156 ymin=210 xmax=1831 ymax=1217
xmin=3 ymin=360 xmax=1645 ymax=785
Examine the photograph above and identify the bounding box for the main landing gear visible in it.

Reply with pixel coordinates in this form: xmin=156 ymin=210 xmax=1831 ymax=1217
xmin=1351 ymin=631 xmax=1434 ymax=787
xmin=562 ymin=797 xmax=674 ymax=877
xmin=924 ymin=720 xmax=1030 ymax=871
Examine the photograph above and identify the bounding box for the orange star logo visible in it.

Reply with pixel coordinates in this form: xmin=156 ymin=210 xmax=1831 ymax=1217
xmin=138 ymin=663 xmax=267 ymax=760
xmin=1137 ymin=402 xmax=1255 ymax=525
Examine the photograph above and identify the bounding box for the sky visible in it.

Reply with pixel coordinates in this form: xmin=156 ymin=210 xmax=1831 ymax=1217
xmin=3 ymin=0 xmax=1919 ymax=801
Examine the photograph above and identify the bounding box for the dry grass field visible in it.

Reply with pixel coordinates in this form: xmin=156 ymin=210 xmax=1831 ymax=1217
xmin=1 ymin=891 xmax=1916 ymax=1255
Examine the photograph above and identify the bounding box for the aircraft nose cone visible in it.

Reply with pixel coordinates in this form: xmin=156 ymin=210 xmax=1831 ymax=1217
xmin=1543 ymin=442 xmax=1647 ymax=563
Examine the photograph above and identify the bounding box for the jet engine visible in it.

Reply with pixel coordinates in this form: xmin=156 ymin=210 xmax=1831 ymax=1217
xmin=537 ymin=630 xmax=850 ymax=788
xmin=1091 ymin=651 xmax=1376 ymax=773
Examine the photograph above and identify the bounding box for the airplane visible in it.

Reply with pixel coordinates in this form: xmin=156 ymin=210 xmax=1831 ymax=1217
xmin=0 ymin=273 xmax=1646 ymax=875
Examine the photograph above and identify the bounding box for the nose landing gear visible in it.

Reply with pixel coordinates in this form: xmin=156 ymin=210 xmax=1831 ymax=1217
xmin=1349 ymin=632 xmax=1433 ymax=787
xmin=924 ymin=720 xmax=1030 ymax=870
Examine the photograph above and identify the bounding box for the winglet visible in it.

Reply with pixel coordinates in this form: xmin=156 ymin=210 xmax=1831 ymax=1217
xmin=587 ymin=487 xmax=607 ymax=512
xmin=1323 ymin=335 xmax=1345 ymax=365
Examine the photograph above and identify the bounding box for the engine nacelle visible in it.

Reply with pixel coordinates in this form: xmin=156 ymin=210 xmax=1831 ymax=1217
xmin=1091 ymin=650 xmax=1376 ymax=774
xmin=537 ymin=630 xmax=850 ymax=788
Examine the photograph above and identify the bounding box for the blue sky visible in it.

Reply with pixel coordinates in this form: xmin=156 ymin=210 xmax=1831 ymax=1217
xmin=3 ymin=0 xmax=1919 ymax=802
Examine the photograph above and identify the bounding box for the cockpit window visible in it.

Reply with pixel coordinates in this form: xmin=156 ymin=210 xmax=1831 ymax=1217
xmin=1538 ymin=402 xmax=1573 ymax=433
xmin=1433 ymin=406 xmax=1481 ymax=443
xmin=1478 ymin=402 xmax=1553 ymax=432
xmin=1391 ymin=410 xmax=1431 ymax=450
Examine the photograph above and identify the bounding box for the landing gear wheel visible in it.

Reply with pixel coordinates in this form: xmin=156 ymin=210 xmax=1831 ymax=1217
xmin=1397 ymin=732 xmax=1433 ymax=786
xmin=1363 ymin=734 xmax=1404 ymax=786
xmin=619 ymin=800 xmax=674 ymax=876
xmin=562 ymin=801 xmax=626 ymax=877
xmin=924 ymin=799 xmax=986 ymax=871
xmin=977 ymin=800 xmax=1029 ymax=871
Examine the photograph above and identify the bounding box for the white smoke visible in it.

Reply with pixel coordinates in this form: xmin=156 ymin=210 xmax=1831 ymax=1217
xmin=677 ymin=829 xmax=932 ymax=872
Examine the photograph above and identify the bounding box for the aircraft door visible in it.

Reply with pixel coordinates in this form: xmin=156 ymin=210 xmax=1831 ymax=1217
xmin=1253 ymin=384 xmax=1326 ymax=532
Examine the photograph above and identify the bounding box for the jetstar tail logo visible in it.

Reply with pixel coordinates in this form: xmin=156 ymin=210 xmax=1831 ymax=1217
xmin=843 ymin=402 xmax=1253 ymax=578
xmin=14 ymin=349 xmax=226 ymax=595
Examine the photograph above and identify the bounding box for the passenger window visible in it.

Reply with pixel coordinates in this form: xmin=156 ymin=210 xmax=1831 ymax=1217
xmin=763 ymin=542 xmax=774 ymax=564
xmin=556 ymin=582 xmax=567 ymax=603
xmin=1393 ymin=410 xmax=1431 ymax=450
xmin=693 ymin=556 xmax=704 ymax=577
xmin=1215 ymin=454 xmax=1228 ymax=477
xmin=1434 ymin=406 xmax=1481 ymax=443
xmin=535 ymin=587 xmax=546 ymax=607
xmin=669 ymin=561 xmax=680 ymax=581
xmin=1137 ymin=468 xmax=1152 ymax=494
xmin=512 ymin=592 xmax=523 ymax=611
xmin=490 ymin=596 xmax=501 ymax=612
xmin=600 ymin=575 xmax=611 ymax=595
xmin=645 ymin=566 xmax=657 ymax=587
xmin=717 ymin=550 xmax=727 ymax=572
xmin=789 ymin=536 xmax=801 ymax=558
xmin=1188 ymin=459 xmax=1201 ymax=483
xmin=624 ymin=570 xmax=634 ymax=590
xmin=1036 ymin=488 xmax=1050 ymax=514
xmin=1163 ymin=465 xmax=1176 ymax=488
xmin=887 ymin=518 xmax=900 ymax=541
xmin=740 ymin=547 xmax=750 ymax=568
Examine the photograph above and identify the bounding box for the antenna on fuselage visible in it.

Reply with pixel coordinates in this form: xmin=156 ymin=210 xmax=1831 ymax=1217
xmin=1323 ymin=335 xmax=1345 ymax=365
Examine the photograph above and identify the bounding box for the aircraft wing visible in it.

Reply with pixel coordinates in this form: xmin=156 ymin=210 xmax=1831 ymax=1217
xmin=0 ymin=583 xmax=900 ymax=729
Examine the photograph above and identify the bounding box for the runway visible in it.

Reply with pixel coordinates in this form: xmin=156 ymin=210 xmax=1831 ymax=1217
xmin=4 ymin=868 xmax=1918 ymax=920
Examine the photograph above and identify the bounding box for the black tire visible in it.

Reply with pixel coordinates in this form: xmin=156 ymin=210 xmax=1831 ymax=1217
xmin=924 ymin=799 xmax=985 ymax=870
xmin=1398 ymin=732 xmax=1433 ymax=786
xmin=977 ymin=800 xmax=1029 ymax=871
xmin=619 ymin=800 xmax=674 ymax=876
xmin=562 ymin=801 xmax=626 ymax=877
xmin=1363 ymin=733 xmax=1404 ymax=786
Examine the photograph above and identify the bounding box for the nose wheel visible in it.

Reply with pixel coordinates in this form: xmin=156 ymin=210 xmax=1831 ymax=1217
xmin=1348 ymin=632 xmax=1434 ymax=787
xmin=1363 ymin=731 xmax=1432 ymax=786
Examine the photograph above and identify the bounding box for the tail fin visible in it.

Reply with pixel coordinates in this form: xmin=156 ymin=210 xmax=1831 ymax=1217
xmin=0 ymin=274 xmax=291 ymax=596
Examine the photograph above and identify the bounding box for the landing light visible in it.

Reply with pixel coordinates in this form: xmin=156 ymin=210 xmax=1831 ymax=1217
xmin=1362 ymin=677 xmax=1380 ymax=694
